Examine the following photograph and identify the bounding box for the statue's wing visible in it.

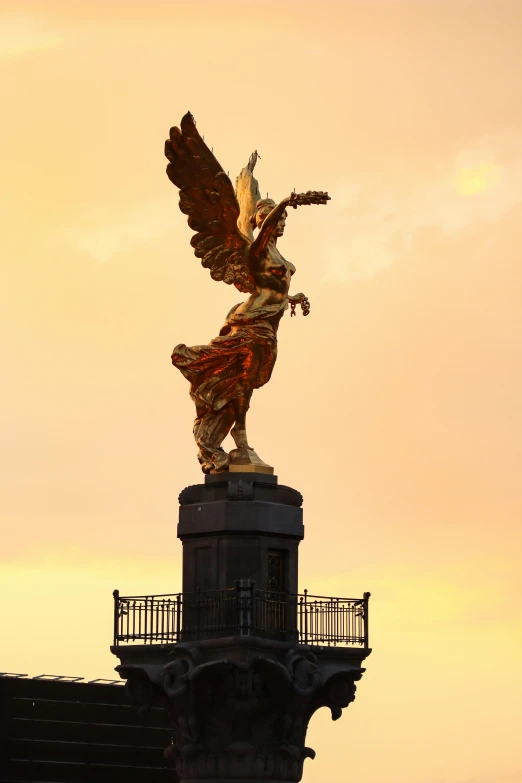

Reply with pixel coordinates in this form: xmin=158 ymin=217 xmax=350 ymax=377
xmin=235 ymin=153 xmax=262 ymax=242
xmin=165 ymin=112 xmax=254 ymax=294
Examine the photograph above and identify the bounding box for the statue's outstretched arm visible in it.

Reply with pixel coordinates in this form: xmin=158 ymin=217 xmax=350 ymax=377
xmin=251 ymin=190 xmax=330 ymax=257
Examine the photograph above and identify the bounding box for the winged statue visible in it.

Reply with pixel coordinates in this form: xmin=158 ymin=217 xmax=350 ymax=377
xmin=166 ymin=112 xmax=330 ymax=474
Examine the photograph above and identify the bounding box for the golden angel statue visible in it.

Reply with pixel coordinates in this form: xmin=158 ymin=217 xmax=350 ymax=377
xmin=166 ymin=112 xmax=329 ymax=474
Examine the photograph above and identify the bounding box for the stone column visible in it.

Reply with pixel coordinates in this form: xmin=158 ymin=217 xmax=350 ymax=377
xmin=111 ymin=471 xmax=371 ymax=781
xmin=117 ymin=636 xmax=369 ymax=783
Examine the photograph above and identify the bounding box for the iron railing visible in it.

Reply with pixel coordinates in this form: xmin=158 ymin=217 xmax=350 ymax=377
xmin=113 ymin=583 xmax=370 ymax=648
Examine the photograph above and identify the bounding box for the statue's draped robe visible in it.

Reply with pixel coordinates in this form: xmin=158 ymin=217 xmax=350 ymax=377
xmin=172 ymin=300 xmax=288 ymax=413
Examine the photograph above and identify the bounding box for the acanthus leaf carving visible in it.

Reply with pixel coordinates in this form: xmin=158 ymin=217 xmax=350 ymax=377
xmin=118 ymin=652 xmax=366 ymax=781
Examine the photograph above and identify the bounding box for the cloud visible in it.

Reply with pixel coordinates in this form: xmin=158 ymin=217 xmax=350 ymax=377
xmin=325 ymin=131 xmax=522 ymax=281
xmin=425 ymin=773 xmax=522 ymax=783
xmin=0 ymin=13 xmax=61 ymax=59
xmin=68 ymin=200 xmax=174 ymax=263
xmin=309 ymin=559 xmax=521 ymax=635
xmin=68 ymin=132 xmax=522 ymax=273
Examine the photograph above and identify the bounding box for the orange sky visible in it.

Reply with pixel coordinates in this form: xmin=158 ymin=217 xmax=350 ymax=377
xmin=1 ymin=2 xmax=521 ymax=782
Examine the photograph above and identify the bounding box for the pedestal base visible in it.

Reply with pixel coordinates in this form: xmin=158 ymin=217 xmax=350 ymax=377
xmin=226 ymin=448 xmax=274 ymax=475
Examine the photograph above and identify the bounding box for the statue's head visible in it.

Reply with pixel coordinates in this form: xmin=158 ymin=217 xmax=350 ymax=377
xmin=250 ymin=199 xmax=287 ymax=237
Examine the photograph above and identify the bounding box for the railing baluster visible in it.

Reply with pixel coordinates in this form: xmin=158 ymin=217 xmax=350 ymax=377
xmin=160 ymin=599 xmax=164 ymax=642
xmin=176 ymin=593 xmax=181 ymax=641
xmin=363 ymin=592 xmax=370 ymax=648
xmin=113 ymin=590 xmax=119 ymax=645
xmin=304 ymin=590 xmax=308 ymax=645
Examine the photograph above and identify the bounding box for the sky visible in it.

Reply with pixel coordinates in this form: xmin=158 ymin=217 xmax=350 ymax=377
xmin=1 ymin=1 xmax=521 ymax=781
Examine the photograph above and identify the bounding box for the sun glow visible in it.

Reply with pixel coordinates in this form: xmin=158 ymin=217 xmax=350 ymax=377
xmin=456 ymin=162 xmax=502 ymax=196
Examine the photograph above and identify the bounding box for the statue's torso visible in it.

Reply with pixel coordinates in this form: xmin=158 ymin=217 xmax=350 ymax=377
xmin=235 ymin=242 xmax=295 ymax=317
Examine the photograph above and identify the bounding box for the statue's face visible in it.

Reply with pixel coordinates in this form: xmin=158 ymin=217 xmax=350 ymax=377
xmin=275 ymin=210 xmax=287 ymax=237
xmin=255 ymin=207 xmax=286 ymax=237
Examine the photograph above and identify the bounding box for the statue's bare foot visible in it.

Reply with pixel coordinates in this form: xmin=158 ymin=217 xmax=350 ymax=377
xmin=212 ymin=450 xmax=229 ymax=473
xmin=231 ymin=426 xmax=251 ymax=450
xmin=197 ymin=452 xmax=213 ymax=474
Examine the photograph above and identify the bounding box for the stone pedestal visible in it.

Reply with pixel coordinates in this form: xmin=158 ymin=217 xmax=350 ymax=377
xmin=178 ymin=473 xmax=304 ymax=597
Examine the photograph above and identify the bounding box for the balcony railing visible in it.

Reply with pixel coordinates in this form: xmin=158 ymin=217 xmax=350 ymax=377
xmin=112 ymin=582 xmax=370 ymax=648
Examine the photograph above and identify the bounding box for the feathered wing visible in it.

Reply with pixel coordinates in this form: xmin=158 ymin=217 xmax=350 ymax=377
xmin=165 ymin=112 xmax=254 ymax=294
xmin=235 ymin=155 xmax=262 ymax=242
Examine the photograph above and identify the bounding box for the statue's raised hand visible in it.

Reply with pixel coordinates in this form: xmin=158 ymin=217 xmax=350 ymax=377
xmin=287 ymin=190 xmax=330 ymax=209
